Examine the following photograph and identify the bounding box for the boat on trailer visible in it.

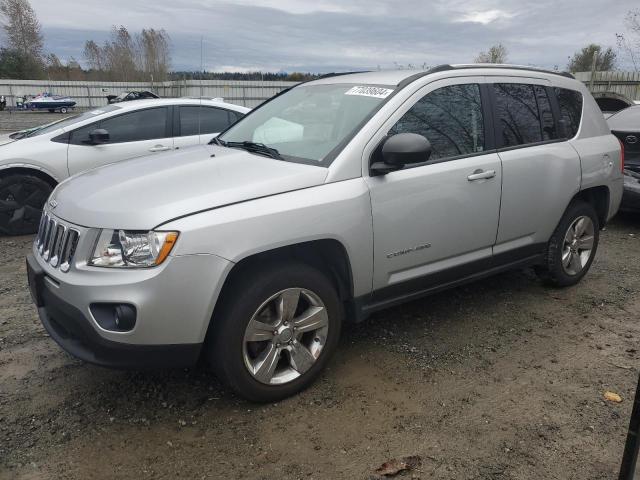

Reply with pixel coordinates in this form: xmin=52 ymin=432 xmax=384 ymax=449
xmin=25 ymin=94 xmax=76 ymax=113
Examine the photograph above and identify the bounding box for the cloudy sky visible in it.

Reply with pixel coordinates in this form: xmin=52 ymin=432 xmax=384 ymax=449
xmin=30 ymin=0 xmax=638 ymax=73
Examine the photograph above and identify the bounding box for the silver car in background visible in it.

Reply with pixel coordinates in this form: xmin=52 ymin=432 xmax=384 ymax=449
xmin=27 ymin=65 xmax=623 ymax=401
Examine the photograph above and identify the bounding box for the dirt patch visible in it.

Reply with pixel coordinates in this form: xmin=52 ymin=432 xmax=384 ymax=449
xmin=1 ymin=215 xmax=640 ymax=479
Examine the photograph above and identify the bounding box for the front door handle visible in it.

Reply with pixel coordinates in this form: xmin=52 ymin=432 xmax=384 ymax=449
xmin=467 ymin=169 xmax=496 ymax=181
xmin=149 ymin=145 xmax=171 ymax=152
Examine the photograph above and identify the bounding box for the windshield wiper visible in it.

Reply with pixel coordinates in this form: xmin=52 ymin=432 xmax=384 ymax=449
xmin=222 ymin=141 xmax=283 ymax=160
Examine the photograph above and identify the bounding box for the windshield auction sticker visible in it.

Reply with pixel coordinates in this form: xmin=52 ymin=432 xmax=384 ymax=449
xmin=345 ymin=86 xmax=394 ymax=99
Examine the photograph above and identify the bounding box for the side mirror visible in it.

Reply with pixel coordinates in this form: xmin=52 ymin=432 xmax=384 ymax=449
xmin=89 ymin=128 xmax=109 ymax=145
xmin=371 ymin=133 xmax=432 ymax=175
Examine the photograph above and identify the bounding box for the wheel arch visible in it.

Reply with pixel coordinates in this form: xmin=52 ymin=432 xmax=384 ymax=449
xmin=0 ymin=165 xmax=59 ymax=187
xmin=573 ymin=185 xmax=610 ymax=228
xmin=228 ymin=239 xmax=354 ymax=301
xmin=204 ymin=238 xmax=356 ymax=342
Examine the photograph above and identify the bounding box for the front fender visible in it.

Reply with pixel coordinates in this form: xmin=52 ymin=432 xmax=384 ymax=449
xmin=162 ymin=178 xmax=374 ymax=297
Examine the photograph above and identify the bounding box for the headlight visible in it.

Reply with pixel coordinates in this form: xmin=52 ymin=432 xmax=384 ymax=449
xmin=89 ymin=230 xmax=179 ymax=268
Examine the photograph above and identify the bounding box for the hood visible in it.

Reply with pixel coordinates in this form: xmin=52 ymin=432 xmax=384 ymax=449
xmin=51 ymin=145 xmax=328 ymax=230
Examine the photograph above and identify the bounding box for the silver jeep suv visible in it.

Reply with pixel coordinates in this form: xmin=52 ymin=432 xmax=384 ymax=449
xmin=27 ymin=65 xmax=623 ymax=401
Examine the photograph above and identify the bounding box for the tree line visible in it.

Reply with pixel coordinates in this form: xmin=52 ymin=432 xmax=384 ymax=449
xmin=0 ymin=0 xmax=319 ymax=82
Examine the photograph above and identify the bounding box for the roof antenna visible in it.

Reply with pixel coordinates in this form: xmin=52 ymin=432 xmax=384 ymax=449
xmin=200 ymin=35 xmax=204 ymax=135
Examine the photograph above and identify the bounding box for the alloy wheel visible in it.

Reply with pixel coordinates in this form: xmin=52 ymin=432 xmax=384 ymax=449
xmin=561 ymin=215 xmax=595 ymax=276
xmin=242 ymin=288 xmax=329 ymax=385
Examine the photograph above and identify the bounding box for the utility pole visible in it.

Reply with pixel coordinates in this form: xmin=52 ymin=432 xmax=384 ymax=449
xmin=589 ymin=52 xmax=598 ymax=93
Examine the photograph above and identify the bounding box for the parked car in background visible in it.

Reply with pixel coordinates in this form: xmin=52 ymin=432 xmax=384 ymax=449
xmin=0 ymin=98 xmax=249 ymax=235
xmin=27 ymin=65 xmax=622 ymax=402
xmin=107 ymin=90 xmax=160 ymax=104
xmin=607 ymin=105 xmax=640 ymax=212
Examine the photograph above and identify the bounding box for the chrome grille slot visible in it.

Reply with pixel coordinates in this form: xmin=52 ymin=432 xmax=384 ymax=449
xmin=49 ymin=224 xmax=65 ymax=267
xmin=59 ymin=229 xmax=79 ymax=273
xmin=38 ymin=214 xmax=50 ymax=254
xmin=42 ymin=218 xmax=55 ymax=260
xmin=34 ymin=213 xmax=80 ymax=273
xmin=36 ymin=213 xmax=47 ymax=248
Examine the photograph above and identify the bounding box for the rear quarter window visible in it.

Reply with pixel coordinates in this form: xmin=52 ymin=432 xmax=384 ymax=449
xmin=554 ymin=88 xmax=583 ymax=138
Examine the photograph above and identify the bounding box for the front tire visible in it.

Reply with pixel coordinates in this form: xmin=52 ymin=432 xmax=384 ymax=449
xmin=208 ymin=262 xmax=343 ymax=402
xmin=537 ymin=200 xmax=600 ymax=287
xmin=0 ymin=174 xmax=53 ymax=236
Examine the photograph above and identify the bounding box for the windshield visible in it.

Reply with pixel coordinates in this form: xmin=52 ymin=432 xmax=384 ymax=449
xmin=26 ymin=104 xmax=122 ymax=138
xmin=218 ymin=84 xmax=394 ymax=165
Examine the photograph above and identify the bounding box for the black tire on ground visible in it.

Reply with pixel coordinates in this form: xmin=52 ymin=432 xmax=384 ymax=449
xmin=0 ymin=174 xmax=53 ymax=236
xmin=536 ymin=200 xmax=600 ymax=287
xmin=60 ymin=107 xmax=68 ymax=114
xmin=208 ymin=262 xmax=343 ymax=402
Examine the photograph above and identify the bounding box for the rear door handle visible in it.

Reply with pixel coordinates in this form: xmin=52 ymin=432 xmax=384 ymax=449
xmin=467 ymin=169 xmax=496 ymax=181
xmin=149 ymin=145 xmax=171 ymax=152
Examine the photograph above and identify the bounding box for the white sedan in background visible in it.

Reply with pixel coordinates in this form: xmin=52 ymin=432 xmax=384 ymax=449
xmin=0 ymin=98 xmax=249 ymax=235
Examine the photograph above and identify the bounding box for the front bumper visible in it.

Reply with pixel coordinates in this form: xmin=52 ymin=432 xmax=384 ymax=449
xmin=27 ymin=246 xmax=232 ymax=369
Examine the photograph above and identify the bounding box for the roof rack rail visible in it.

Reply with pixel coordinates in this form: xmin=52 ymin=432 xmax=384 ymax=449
xmin=397 ymin=65 xmax=453 ymax=87
xmin=397 ymin=63 xmax=574 ymax=88
xmin=450 ymin=64 xmax=575 ymax=79
xmin=317 ymin=71 xmax=371 ymax=79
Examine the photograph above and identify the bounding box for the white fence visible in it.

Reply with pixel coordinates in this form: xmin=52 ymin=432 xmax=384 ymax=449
xmin=575 ymin=71 xmax=640 ymax=101
xmin=0 ymin=79 xmax=299 ymax=109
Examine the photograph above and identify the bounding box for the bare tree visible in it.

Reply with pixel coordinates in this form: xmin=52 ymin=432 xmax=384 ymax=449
xmin=82 ymin=26 xmax=172 ymax=81
xmin=567 ymin=44 xmax=616 ymax=72
xmin=138 ymin=28 xmax=171 ymax=81
xmin=474 ymin=43 xmax=508 ymax=64
xmin=617 ymin=9 xmax=640 ymax=72
xmin=83 ymin=40 xmax=105 ymax=72
xmin=45 ymin=52 xmax=62 ymax=69
xmin=0 ymin=0 xmax=43 ymax=60
xmin=102 ymin=26 xmax=138 ymax=81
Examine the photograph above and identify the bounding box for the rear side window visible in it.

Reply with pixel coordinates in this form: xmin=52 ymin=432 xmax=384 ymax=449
xmin=179 ymin=106 xmax=235 ymax=136
xmin=201 ymin=107 xmax=233 ymax=133
xmin=390 ymin=83 xmax=485 ymax=161
xmin=493 ymin=83 xmax=544 ymax=147
xmin=555 ymin=88 xmax=583 ymax=138
xmin=101 ymin=107 xmax=169 ymax=143
xmin=229 ymin=110 xmax=244 ymax=123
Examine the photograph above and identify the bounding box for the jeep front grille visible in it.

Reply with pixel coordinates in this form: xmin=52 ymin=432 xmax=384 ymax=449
xmin=35 ymin=213 xmax=80 ymax=273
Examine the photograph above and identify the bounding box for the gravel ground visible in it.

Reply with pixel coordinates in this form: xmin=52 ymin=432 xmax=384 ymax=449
xmin=1 ymin=214 xmax=640 ymax=479
xmin=0 ymin=110 xmax=74 ymax=133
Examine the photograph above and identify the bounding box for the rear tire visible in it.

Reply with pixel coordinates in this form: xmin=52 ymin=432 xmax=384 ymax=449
xmin=208 ymin=262 xmax=342 ymax=402
xmin=536 ymin=200 xmax=599 ymax=287
xmin=0 ymin=174 xmax=53 ymax=236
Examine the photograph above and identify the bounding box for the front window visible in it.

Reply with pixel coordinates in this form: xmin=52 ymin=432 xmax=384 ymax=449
xmin=26 ymin=105 xmax=122 ymax=138
xmin=390 ymin=84 xmax=485 ymax=162
xmin=218 ymin=84 xmax=394 ymax=165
